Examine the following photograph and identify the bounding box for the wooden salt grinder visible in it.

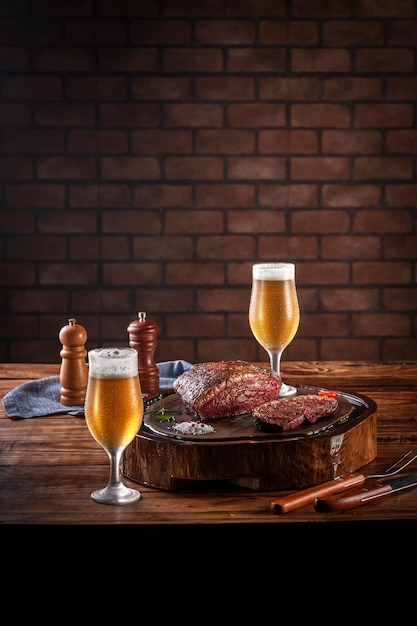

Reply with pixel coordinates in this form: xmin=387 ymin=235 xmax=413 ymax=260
xmin=127 ymin=312 xmax=160 ymax=397
xmin=59 ymin=318 xmax=88 ymax=406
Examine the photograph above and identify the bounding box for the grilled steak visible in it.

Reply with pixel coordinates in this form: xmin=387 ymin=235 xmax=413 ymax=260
xmin=173 ymin=360 xmax=281 ymax=420
xmin=253 ymin=394 xmax=338 ymax=433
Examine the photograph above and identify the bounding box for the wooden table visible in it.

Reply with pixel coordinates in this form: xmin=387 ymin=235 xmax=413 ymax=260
xmin=2 ymin=361 xmax=417 ymax=557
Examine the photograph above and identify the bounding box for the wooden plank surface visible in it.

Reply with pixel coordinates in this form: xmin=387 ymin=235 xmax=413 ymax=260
xmin=1 ymin=361 xmax=417 ymax=542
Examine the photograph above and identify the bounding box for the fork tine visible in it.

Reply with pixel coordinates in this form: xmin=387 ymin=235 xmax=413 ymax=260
xmin=383 ymin=449 xmax=414 ymax=473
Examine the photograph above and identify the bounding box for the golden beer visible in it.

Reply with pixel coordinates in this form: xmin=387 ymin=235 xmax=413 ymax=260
xmin=85 ymin=375 xmax=143 ymax=449
xmin=249 ymin=263 xmax=300 ymax=352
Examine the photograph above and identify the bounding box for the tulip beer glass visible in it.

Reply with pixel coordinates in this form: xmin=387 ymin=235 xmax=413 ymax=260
xmin=84 ymin=347 xmax=143 ymax=505
xmin=249 ymin=262 xmax=300 ymax=397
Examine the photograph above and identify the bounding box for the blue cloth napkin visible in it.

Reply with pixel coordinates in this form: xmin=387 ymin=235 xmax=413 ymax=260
xmin=2 ymin=360 xmax=194 ymax=420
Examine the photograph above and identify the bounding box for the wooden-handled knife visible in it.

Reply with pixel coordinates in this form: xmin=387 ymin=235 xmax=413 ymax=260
xmin=270 ymin=473 xmax=368 ymax=514
xmin=314 ymin=473 xmax=417 ymax=512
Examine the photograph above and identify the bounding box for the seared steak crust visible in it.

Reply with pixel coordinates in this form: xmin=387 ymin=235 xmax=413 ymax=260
xmin=253 ymin=394 xmax=338 ymax=433
xmin=173 ymin=360 xmax=281 ymax=420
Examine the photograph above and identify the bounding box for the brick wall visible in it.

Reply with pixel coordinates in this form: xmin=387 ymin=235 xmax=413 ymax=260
xmin=1 ymin=0 xmax=416 ymax=365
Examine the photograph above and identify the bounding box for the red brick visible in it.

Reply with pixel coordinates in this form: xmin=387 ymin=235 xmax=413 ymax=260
xmin=72 ymin=289 xmax=131 ymax=312
xmin=355 ymin=104 xmax=413 ymax=127
xmin=0 ymin=102 xmax=31 ymax=126
xmin=296 ymin=262 xmax=350 ymax=284
xmin=70 ymin=236 xmax=130 ymax=260
xmin=196 ymin=184 xmax=255 ymax=207
xmin=0 ymin=209 xmax=35 ymax=233
xmin=259 ymin=235 xmax=319 ymax=259
xmin=259 ymin=77 xmax=319 ymax=99
xmin=385 ymin=235 xmax=417 ymax=258
xmin=228 ymin=103 xmax=285 ymax=126
xmin=131 ymin=19 xmax=191 ymax=44
xmin=322 ymin=130 xmax=381 ymax=154
xmin=259 ymin=130 xmax=318 ymax=153
xmin=0 ymin=157 xmax=32 ymax=179
xmin=99 ymin=47 xmax=159 ymax=72
xmin=0 ymin=47 xmax=29 ymax=71
xmin=385 ymin=185 xmax=417 ymax=207
xmin=131 ymin=76 xmax=191 ymax=99
xmin=322 ymin=184 xmax=380 ymax=207
xmin=384 ymin=288 xmax=417 ymax=310
xmin=5 ymin=184 xmax=65 ymax=208
xmin=167 ymin=314 xmax=225 ymax=337
xmin=66 ymin=19 xmax=127 ymax=44
xmin=323 ymin=77 xmax=381 ymax=100
xmin=387 ymin=20 xmax=417 ymax=44
xmin=353 ymin=313 xmax=409 ymax=336
xmin=165 ymin=262 xmax=224 ymax=285
xmin=68 ymin=130 xmax=128 ymax=154
xmin=356 ymin=49 xmax=414 ymax=72
xmin=228 ymin=157 xmax=286 ymax=180
xmin=165 ymin=157 xmax=223 ymax=180
xmin=321 ymin=338 xmax=380 ymax=360
xmin=100 ymin=103 xmax=160 ymax=126
xmin=196 ymin=235 xmax=255 ymax=259
xmin=353 ymin=262 xmax=411 ymax=283
xmin=228 ymin=48 xmax=286 ymax=72
xmin=0 ymin=262 xmax=35 ymax=285
xmin=197 ymin=289 xmax=249 ymax=311
xmin=300 ymin=313 xmax=349 ymax=336
xmin=195 ymin=76 xmax=254 ymax=99
xmin=291 ymin=210 xmax=350 ymax=234
xmin=165 ymin=210 xmax=223 ymax=233
xmin=292 ymin=104 xmax=350 ymax=127
xmin=323 ymin=20 xmax=383 ymax=45
xmin=195 ymin=19 xmax=255 ymax=43
xmin=163 ymin=48 xmax=223 ymax=72
xmin=102 ymin=262 xmax=162 ymax=285
xmin=0 ymin=314 xmax=37 ymax=338
xmin=38 ymin=210 xmax=96 ymax=233
xmin=259 ymin=20 xmax=319 ymax=44
xmin=354 ymin=157 xmax=412 ymax=180
xmin=102 ymin=210 xmax=161 ymax=234
xmin=35 ymin=48 xmax=94 ymax=71
xmin=164 ymin=103 xmax=222 ymax=126
xmin=9 ymin=289 xmax=67 ymax=312
xmin=383 ymin=339 xmax=417 ymax=361
xmin=259 ymin=184 xmax=318 ymax=207
xmin=386 ymin=130 xmax=417 ymax=153
xmin=7 ymin=235 xmax=66 ymax=259
xmin=198 ymin=338 xmax=258 ymax=363
xmin=196 ymin=129 xmax=254 ymax=154
xmin=132 ymin=130 xmax=192 ymax=154
xmin=386 ymin=77 xmax=417 ymax=99
xmin=133 ymin=235 xmax=192 ymax=259
xmin=133 ymin=184 xmax=192 ymax=208
xmin=4 ymin=129 xmax=64 ymax=154
xmin=228 ymin=209 xmax=285 ymax=233
xmin=101 ymin=156 xmax=160 ymax=180
xmin=291 ymin=157 xmax=349 ymax=180
xmin=322 ymin=235 xmax=380 ymax=259
xmin=3 ymin=75 xmax=62 ymax=98
xmin=67 ymin=76 xmax=128 ymax=99
xmin=292 ymin=48 xmax=351 ymax=72
xmin=0 ymin=18 xmax=61 ymax=44
xmin=322 ymin=288 xmax=379 ymax=310
xmin=134 ymin=289 xmax=194 ymax=312
xmin=354 ymin=210 xmax=412 ymax=233
xmin=69 ymin=184 xmax=130 ymax=208
xmin=37 ymin=157 xmax=96 ymax=180
xmin=39 ymin=262 xmax=98 ymax=285
xmin=357 ymin=1 xmax=414 ymax=18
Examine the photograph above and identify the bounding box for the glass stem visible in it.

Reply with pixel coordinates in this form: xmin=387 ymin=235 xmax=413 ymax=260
xmin=268 ymin=349 xmax=283 ymax=380
xmin=107 ymin=448 xmax=123 ymax=490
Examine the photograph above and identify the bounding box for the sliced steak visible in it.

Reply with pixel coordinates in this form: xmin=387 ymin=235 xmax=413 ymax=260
xmin=253 ymin=394 xmax=338 ymax=433
xmin=173 ymin=360 xmax=281 ymax=420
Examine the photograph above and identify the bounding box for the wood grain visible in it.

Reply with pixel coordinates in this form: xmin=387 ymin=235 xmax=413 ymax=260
xmin=1 ymin=361 xmax=417 ymax=539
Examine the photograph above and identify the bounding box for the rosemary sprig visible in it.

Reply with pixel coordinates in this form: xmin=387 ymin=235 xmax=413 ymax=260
xmin=144 ymin=404 xmax=182 ymax=422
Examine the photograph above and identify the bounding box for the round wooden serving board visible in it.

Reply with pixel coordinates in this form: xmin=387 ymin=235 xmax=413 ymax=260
xmin=123 ymin=386 xmax=377 ymax=491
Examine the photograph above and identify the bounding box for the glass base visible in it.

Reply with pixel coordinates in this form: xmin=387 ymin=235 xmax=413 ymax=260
xmin=278 ymin=382 xmax=298 ymax=397
xmin=91 ymin=484 xmax=141 ymax=505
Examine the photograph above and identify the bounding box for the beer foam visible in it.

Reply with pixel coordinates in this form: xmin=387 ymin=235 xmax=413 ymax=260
xmin=88 ymin=347 xmax=138 ymax=378
xmin=252 ymin=262 xmax=295 ymax=281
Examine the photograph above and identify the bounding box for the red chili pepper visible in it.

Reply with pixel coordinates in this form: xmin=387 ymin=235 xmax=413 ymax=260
xmin=318 ymin=390 xmax=338 ymax=398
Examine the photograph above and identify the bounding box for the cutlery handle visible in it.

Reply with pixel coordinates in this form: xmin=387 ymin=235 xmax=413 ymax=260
xmin=314 ymin=480 xmax=393 ymax=512
xmin=270 ymin=473 xmax=365 ymax=514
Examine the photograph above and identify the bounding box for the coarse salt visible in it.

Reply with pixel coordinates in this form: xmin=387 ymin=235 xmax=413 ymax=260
xmin=172 ymin=420 xmax=215 ymax=435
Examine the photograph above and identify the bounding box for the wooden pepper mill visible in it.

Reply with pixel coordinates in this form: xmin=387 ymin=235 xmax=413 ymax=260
xmin=59 ymin=318 xmax=88 ymax=406
xmin=127 ymin=311 xmax=160 ymax=397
